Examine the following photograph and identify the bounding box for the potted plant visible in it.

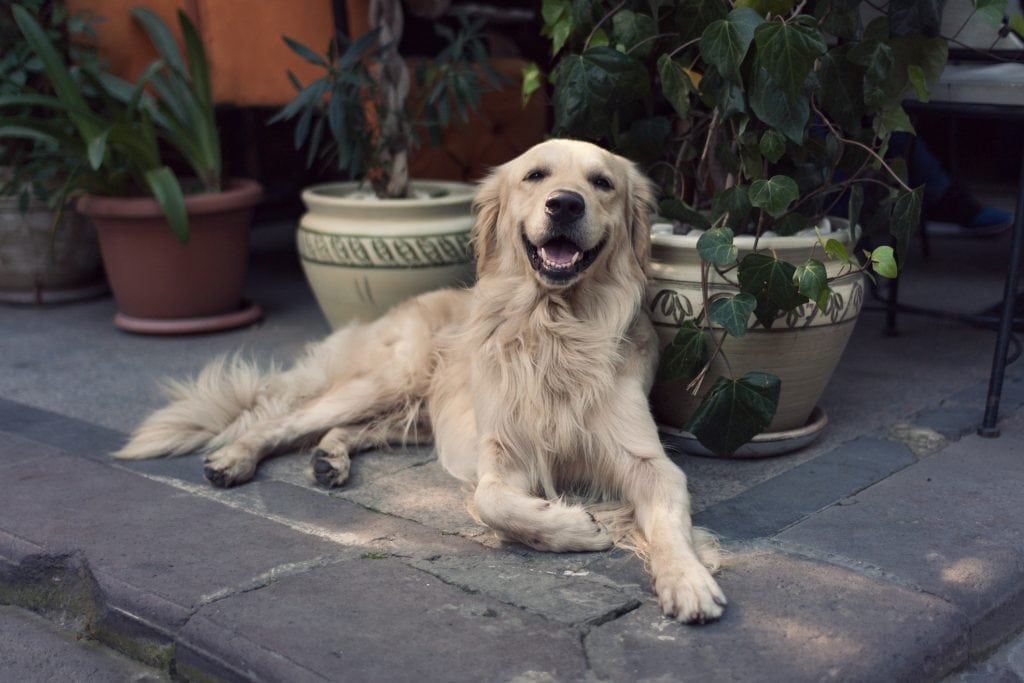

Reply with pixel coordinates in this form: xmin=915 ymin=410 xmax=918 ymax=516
xmin=529 ymin=0 xmax=949 ymax=456
xmin=0 ymin=4 xmax=262 ymax=334
xmin=271 ymin=0 xmax=501 ymax=327
xmin=0 ymin=0 xmax=106 ymax=304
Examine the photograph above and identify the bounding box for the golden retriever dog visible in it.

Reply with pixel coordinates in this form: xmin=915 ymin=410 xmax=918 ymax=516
xmin=115 ymin=139 xmax=726 ymax=623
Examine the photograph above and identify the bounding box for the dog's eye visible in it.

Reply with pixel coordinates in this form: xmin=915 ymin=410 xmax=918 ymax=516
xmin=524 ymin=169 xmax=548 ymax=182
xmin=590 ymin=175 xmax=613 ymax=191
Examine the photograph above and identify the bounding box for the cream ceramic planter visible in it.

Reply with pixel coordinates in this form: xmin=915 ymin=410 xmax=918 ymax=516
xmin=647 ymin=218 xmax=865 ymax=433
xmin=298 ymin=181 xmax=476 ymax=328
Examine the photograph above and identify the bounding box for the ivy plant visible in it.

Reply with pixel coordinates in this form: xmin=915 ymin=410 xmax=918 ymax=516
xmin=528 ymin=0 xmax=963 ymax=455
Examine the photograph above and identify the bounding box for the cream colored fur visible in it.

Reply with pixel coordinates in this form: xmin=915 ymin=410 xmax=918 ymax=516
xmin=116 ymin=139 xmax=726 ymax=623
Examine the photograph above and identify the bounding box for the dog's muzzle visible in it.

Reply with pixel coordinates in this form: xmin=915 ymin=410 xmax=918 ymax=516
xmin=523 ymin=191 xmax=606 ymax=284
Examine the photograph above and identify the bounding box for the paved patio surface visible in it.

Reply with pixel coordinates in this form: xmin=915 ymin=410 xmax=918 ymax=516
xmin=2 ymin=213 xmax=1024 ymax=682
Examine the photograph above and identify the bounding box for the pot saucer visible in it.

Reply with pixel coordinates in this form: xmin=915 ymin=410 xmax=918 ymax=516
xmin=659 ymin=406 xmax=828 ymax=458
xmin=114 ymin=300 xmax=263 ymax=335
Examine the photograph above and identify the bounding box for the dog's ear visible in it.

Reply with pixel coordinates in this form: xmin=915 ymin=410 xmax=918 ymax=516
xmin=625 ymin=162 xmax=656 ymax=274
xmin=471 ymin=167 xmax=504 ymax=278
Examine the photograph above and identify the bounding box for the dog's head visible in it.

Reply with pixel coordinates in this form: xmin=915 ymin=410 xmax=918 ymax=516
xmin=472 ymin=139 xmax=655 ymax=289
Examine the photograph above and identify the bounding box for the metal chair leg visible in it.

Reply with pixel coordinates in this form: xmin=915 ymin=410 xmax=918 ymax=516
xmin=979 ymin=151 xmax=1024 ymax=437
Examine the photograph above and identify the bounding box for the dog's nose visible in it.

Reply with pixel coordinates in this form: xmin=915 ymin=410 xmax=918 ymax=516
xmin=545 ymin=191 xmax=585 ymax=223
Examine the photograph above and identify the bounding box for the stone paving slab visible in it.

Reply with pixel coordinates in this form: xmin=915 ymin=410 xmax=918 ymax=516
xmin=175 ymin=558 xmax=590 ymax=683
xmin=0 ymin=603 xmax=167 ymax=682
xmin=0 ymin=440 xmax=369 ymax=657
xmin=585 ymin=548 xmax=969 ymax=683
xmin=335 ymin=459 xmax=489 ymax=540
xmin=694 ymin=436 xmax=917 ymax=540
xmin=776 ymin=411 xmax=1024 ymax=655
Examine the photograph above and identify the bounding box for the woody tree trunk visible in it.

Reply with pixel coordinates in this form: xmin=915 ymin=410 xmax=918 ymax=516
xmin=369 ymin=0 xmax=411 ymax=198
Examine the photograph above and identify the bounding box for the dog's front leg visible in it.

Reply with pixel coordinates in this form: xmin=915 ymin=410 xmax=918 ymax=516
xmin=472 ymin=436 xmax=614 ymax=552
xmin=604 ymin=383 xmax=727 ymax=623
xmin=629 ymin=458 xmax=726 ymax=623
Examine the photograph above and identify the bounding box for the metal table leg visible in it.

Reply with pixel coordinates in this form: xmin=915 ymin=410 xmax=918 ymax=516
xmin=979 ymin=151 xmax=1024 ymax=437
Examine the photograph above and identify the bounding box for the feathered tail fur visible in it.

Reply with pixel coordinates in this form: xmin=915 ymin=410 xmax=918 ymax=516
xmin=114 ymin=356 xmax=288 ymax=459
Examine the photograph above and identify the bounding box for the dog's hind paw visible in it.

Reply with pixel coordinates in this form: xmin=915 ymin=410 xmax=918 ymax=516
xmin=202 ymin=447 xmax=257 ymax=488
xmin=309 ymin=449 xmax=351 ymax=488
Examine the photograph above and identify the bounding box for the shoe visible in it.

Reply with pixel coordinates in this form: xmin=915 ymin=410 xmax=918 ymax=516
xmin=925 ymin=183 xmax=1013 ymax=237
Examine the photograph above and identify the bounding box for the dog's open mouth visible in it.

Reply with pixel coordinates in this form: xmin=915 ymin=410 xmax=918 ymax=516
xmin=523 ymin=233 xmax=606 ymax=283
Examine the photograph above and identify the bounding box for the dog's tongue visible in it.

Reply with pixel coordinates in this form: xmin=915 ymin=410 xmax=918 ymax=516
xmin=540 ymin=239 xmax=580 ymax=266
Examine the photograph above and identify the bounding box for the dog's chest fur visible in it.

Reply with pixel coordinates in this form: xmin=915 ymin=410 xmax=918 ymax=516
xmin=472 ymin=287 xmax=631 ymax=461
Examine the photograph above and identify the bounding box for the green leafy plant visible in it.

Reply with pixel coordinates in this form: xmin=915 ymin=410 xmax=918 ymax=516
xmin=529 ymin=0 xmax=955 ymax=455
xmin=272 ymin=4 xmax=500 ymax=199
xmin=0 ymin=4 xmax=223 ymax=242
xmin=0 ymin=0 xmax=100 ymax=207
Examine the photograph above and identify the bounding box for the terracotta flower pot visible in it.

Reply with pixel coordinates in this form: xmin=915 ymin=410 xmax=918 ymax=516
xmin=77 ymin=178 xmax=263 ymax=334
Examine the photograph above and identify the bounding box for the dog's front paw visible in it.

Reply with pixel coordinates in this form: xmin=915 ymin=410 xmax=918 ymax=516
xmin=203 ymin=447 xmax=256 ymax=488
xmin=309 ymin=449 xmax=350 ymax=488
xmin=653 ymin=561 xmax=727 ymax=624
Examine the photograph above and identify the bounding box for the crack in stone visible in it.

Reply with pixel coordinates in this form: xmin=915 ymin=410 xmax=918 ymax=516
xmin=197 ymin=556 xmax=343 ymax=606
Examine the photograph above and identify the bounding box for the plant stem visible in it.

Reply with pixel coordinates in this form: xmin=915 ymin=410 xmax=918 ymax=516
xmin=811 ymin=100 xmax=913 ymax=193
xmin=585 ymin=0 xmax=627 ymax=51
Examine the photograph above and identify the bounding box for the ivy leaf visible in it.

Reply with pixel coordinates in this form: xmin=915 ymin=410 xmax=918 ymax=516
xmin=736 ymin=0 xmax=795 ymax=14
xmin=541 ymin=0 xmax=573 ymax=56
xmin=685 ymin=372 xmax=781 ymax=457
xmin=907 ymin=64 xmax=929 ymax=102
xmin=700 ymin=7 xmax=763 ymax=82
xmin=823 ymin=237 xmax=851 ymax=264
xmin=659 ymin=198 xmax=711 ymax=230
xmin=873 ymin=103 xmax=915 ymax=142
xmin=853 ymin=40 xmax=895 ymax=109
xmin=709 ymin=293 xmax=757 ymax=337
xmin=794 ymin=259 xmax=829 ymax=311
xmin=749 ymin=65 xmax=809 ymax=142
xmin=697 ymin=227 xmax=737 ymax=266
xmin=612 ymin=10 xmax=657 ymax=58
xmin=1009 ymin=14 xmax=1024 ymax=39
xmin=738 ymin=252 xmax=808 ymax=310
xmin=887 ymin=0 xmax=943 ymax=36
xmin=701 ymin=68 xmax=747 ymax=119
xmin=759 ymin=129 xmax=786 ymax=163
xmin=752 ymin=19 xmax=826 ymax=101
xmin=658 ymin=321 xmax=709 ymax=382
xmin=674 ymin=0 xmax=729 ymax=43
xmin=748 ymin=175 xmax=799 ymax=217
xmin=552 ymin=47 xmax=649 ymax=139
xmin=890 ymin=186 xmax=923 ymax=262
xmin=868 ymin=245 xmax=898 ymax=278
xmin=975 ymin=0 xmax=1009 ymax=27
xmin=710 ymin=185 xmax=752 ymax=230
xmin=521 ymin=62 xmax=542 ymax=106
xmin=753 ymin=295 xmax=780 ymax=329
xmin=818 ymin=49 xmax=865 ymax=132
xmin=657 ymin=54 xmax=694 ymax=119
xmin=770 ymin=213 xmax=810 ymax=236
xmin=618 ymin=116 xmax=670 ymax=165
xmin=847 ymin=184 xmax=864 ymax=233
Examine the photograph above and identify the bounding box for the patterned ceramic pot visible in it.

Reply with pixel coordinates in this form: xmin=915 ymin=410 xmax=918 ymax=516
xmin=647 ymin=218 xmax=865 ymax=433
xmin=298 ymin=181 xmax=476 ymax=328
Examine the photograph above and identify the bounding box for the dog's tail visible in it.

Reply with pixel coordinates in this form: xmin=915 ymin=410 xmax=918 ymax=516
xmin=114 ymin=356 xmax=278 ymax=460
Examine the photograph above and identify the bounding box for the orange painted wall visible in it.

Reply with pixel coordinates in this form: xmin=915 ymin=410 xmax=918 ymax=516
xmin=67 ymin=0 xmax=335 ymax=106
